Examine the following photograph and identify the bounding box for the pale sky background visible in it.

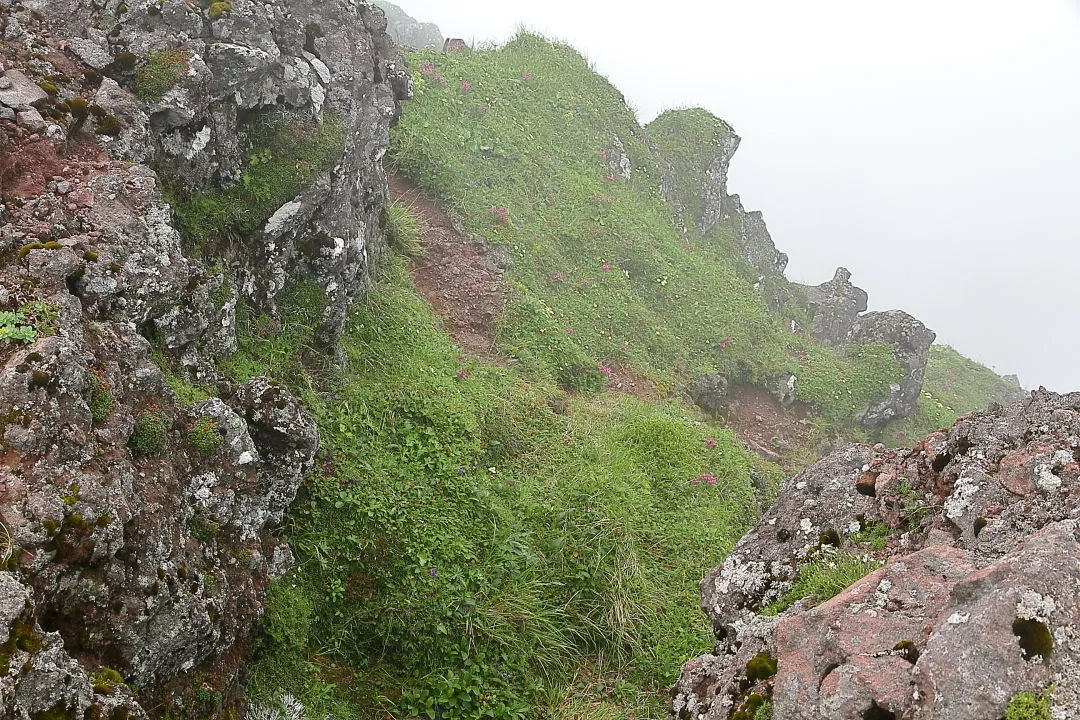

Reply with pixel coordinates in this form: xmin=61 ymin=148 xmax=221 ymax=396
xmin=392 ymin=0 xmax=1080 ymax=392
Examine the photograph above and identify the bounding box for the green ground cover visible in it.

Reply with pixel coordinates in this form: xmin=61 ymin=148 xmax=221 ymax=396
xmin=239 ymin=259 xmax=780 ymax=719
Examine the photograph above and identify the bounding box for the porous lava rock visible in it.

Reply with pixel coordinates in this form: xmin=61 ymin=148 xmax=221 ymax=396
xmin=0 ymin=0 xmax=403 ymax=716
xmin=672 ymin=389 xmax=1080 ymax=720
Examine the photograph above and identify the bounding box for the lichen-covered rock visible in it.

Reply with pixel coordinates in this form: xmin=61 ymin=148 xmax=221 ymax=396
xmin=0 ymin=0 xmax=398 ymax=715
xmin=691 ymin=374 xmax=729 ymax=415
xmin=672 ymin=389 xmax=1080 ymax=720
xmin=0 ymin=572 xmax=146 ymax=720
xmin=22 ymin=0 xmax=410 ymax=351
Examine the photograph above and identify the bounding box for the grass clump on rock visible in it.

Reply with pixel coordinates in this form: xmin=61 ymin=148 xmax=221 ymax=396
xmin=188 ymin=416 xmax=224 ymax=455
xmin=133 ymin=48 xmax=189 ymax=103
xmin=168 ymin=111 xmax=345 ymax=250
xmin=763 ymin=553 xmax=882 ymax=615
xmin=1006 ymin=688 xmax=1053 ymax=720
xmin=129 ymin=408 xmax=170 ymax=456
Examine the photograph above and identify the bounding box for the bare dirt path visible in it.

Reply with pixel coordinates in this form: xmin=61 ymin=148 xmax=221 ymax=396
xmin=388 ymin=171 xmax=811 ymax=467
xmin=388 ymin=170 xmax=510 ymax=362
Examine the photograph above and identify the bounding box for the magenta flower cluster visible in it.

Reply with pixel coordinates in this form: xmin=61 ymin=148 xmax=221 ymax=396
xmin=490 ymin=206 xmax=510 ymax=223
xmin=522 ymin=72 xmax=533 ymax=80
xmin=460 ymin=80 xmax=472 ymax=92
xmin=699 ymin=474 xmax=718 ymax=485
xmin=597 ymin=364 xmax=614 ymax=376
xmin=717 ymin=336 xmax=734 ymax=349
xmin=419 ymin=59 xmax=446 ymax=85
xmin=706 ymin=438 xmax=717 ymax=449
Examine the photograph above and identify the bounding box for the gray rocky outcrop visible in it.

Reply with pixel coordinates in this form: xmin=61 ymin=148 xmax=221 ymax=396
xmin=793 ymin=269 xmax=936 ymax=426
xmin=691 ymin=374 xmax=729 ymax=415
xmin=372 ymin=0 xmax=444 ymax=50
xmin=648 ymin=109 xmax=938 ymax=425
xmin=0 ymin=0 xmax=402 ymax=716
xmin=671 ymin=388 xmax=1080 ymax=720
xmin=0 ymin=572 xmax=147 ymax=720
xmin=798 ymin=267 xmax=868 ymax=347
xmin=849 ymin=310 xmax=937 ymax=426
xmin=19 ymin=0 xmax=410 ymax=358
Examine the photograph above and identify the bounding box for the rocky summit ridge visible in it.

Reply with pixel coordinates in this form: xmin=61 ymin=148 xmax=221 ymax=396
xmin=0 ymin=0 xmax=1050 ymax=718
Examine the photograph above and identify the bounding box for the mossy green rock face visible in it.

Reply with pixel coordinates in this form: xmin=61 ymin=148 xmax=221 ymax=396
xmin=673 ymin=389 xmax=1080 ymax=720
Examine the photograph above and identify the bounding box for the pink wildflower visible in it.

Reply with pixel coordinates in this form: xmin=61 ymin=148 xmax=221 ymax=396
xmin=420 ymin=60 xmax=436 ymax=75
xmin=706 ymin=438 xmax=717 ymax=450
xmin=435 ymin=73 xmax=447 ymax=85
xmin=457 ymin=369 xmax=469 ymax=379
xmin=522 ymin=72 xmax=533 ymax=80
xmin=565 ymin=328 xmax=574 ymax=335
xmin=602 ymin=263 xmax=611 ymax=271
xmin=460 ymin=81 xmax=472 ymax=92
xmin=683 ymin=243 xmax=695 ymax=251
xmin=597 ymin=364 xmax=613 ymax=376
xmin=552 ymin=273 xmax=564 ymax=281
xmin=599 ymin=149 xmax=608 ymax=159
xmin=580 ymin=279 xmax=590 ymax=287
xmin=603 ymin=173 xmax=615 ymax=182
xmin=619 ymin=344 xmax=628 ymax=351
xmin=699 ymin=473 xmax=717 ymax=485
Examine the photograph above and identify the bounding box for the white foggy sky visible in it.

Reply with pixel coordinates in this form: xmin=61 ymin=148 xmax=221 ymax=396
xmin=393 ymin=0 xmax=1080 ymax=392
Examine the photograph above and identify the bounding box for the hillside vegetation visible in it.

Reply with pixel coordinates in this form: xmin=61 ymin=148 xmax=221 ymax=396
xmin=389 ymin=33 xmax=903 ymax=428
xmin=241 ymin=260 xmax=777 ymax=719
xmin=240 ymin=31 xmax=1021 ymax=720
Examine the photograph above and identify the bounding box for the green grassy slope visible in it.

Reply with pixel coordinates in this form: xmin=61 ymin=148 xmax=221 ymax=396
xmin=239 ymin=259 xmax=778 ymax=719
xmin=390 ymin=33 xmax=902 ymax=428
xmin=231 ymin=31 xmax=1024 ymax=720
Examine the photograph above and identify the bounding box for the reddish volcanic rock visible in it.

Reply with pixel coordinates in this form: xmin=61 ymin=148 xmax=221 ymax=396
xmin=671 ymin=389 xmax=1080 ymax=720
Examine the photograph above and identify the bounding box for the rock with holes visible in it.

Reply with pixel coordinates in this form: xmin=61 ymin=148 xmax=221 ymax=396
xmin=672 ymin=389 xmax=1080 ymax=719
xmin=0 ymin=572 xmax=147 ymax=720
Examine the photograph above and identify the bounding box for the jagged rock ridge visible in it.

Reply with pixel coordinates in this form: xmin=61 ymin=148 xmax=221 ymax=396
xmin=372 ymin=0 xmax=444 ymax=51
xmin=672 ymin=389 xmax=1080 ymax=719
xmin=0 ymin=0 xmax=407 ymax=716
xmin=647 ymin=109 xmax=938 ymax=427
